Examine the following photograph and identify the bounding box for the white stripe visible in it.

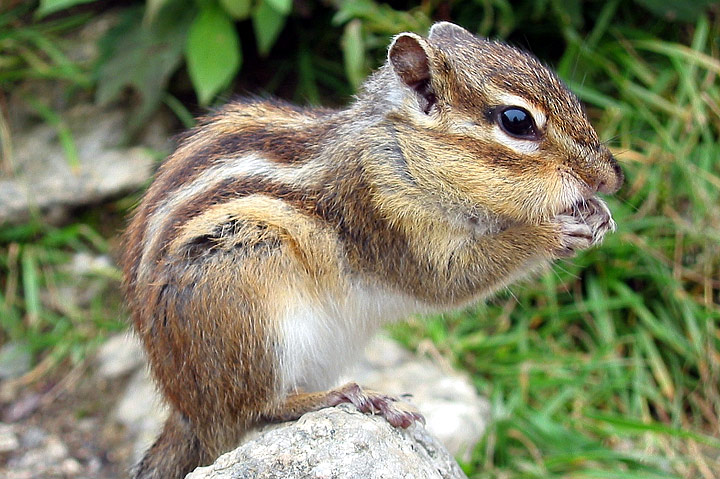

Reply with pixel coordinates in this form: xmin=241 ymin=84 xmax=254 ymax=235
xmin=138 ymin=153 xmax=303 ymax=281
xmin=492 ymin=126 xmax=540 ymax=154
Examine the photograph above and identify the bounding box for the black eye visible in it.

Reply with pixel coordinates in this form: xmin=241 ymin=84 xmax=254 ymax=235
xmin=496 ymin=106 xmax=539 ymax=140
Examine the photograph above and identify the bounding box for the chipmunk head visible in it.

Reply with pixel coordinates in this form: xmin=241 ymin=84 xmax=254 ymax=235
xmin=383 ymin=22 xmax=623 ymax=224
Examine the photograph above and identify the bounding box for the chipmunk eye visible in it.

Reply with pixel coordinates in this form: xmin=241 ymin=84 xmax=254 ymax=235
xmin=496 ymin=106 xmax=539 ymax=140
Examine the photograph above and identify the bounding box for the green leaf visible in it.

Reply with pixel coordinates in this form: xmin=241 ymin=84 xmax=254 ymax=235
xmin=144 ymin=0 xmax=173 ymax=25
xmin=35 ymin=0 xmax=98 ymax=18
xmin=95 ymin=5 xmax=193 ymax=134
xmin=587 ymin=413 xmax=720 ymax=449
xmin=266 ymin=0 xmax=292 ymax=15
xmin=252 ymin=0 xmax=288 ymax=57
xmin=633 ymin=0 xmax=717 ymax=22
xmin=186 ymin=4 xmax=242 ymax=106
xmin=219 ymin=0 xmax=252 ymax=19
xmin=341 ymin=19 xmax=366 ymax=91
xmin=21 ymin=247 xmax=40 ymax=325
xmin=549 ymin=0 xmax=583 ymax=28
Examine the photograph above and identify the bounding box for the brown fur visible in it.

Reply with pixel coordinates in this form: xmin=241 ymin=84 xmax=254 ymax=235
xmin=122 ymin=22 xmax=623 ymax=479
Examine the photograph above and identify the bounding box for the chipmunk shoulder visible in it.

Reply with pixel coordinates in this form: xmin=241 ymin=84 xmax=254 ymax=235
xmin=122 ymin=21 xmax=623 ymax=479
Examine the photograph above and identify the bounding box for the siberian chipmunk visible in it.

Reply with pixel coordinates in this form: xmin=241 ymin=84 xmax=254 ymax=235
xmin=122 ymin=22 xmax=623 ymax=479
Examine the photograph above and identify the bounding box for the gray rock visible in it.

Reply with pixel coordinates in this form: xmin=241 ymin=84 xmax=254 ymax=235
xmin=0 ymin=100 xmax=168 ymax=225
xmin=19 ymin=426 xmax=47 ymax=449
xmin=8 ymin=432 xmax=69 ymax=474
xmin=349 ymin=335 xmax=489 ymax=460
xmin=96 ymin=332 xmax=145 ymax=379
xmin=0 ymin=423 xmax=19 ymax=453
xmin=42 ymin=252 xmax=121 ymax=314
xmin=187 ymin=404 xmax=467 ymax=479
xmin=113 ymin=367 xmax=168 ymax=463
xmin=67 ymin=252 xmax=115 ymax=276
xmin=0 ymin=342 xmax=32 ymax=380
xmin=100 ymin=333 xmax=168 ymax=464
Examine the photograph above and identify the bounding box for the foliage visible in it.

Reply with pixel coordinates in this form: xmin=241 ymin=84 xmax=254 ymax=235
xmin=23 ymin=0 xmax=717 ymax=123
xmin=186 ymin=1 xmax=241 ymax=105
xmin=34 ymin=0 xmax=98 ymax=19
xmin=0 ymin=3 xmax=92 ymax=175
xmin=94 ymin=0 xmax=293 ymax=130
xmin=94 ymin=3 xmax=192 ymax=133
xmin=0 ymin=219 xmax=125 ymax=373
xmin=0 ymin=4 xmax=89 ymax=87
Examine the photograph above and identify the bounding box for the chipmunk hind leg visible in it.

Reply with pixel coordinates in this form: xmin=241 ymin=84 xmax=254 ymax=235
xmin=264 ymin=382 xmax=425 ymax=429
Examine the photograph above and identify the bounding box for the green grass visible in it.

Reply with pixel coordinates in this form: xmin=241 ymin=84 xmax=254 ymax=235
xmin=392 ymin=12 xmax=720 ymax=479
xmin=0 ymin=219 xmax=126 ymax=374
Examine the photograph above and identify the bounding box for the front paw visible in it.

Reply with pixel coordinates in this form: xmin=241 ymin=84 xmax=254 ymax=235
xmin=573 ymin=197 xmax=616 ymax=245
xmin=552 ymin=197 xmax=615 ymax=258
xmin=552 ymin=213 xmax=594 ymax=258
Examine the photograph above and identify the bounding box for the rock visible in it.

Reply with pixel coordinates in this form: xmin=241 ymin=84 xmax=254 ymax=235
xmin=42 ymin=252 xmax=121 ymax=314
xmin=0 ymin=342 xmax=32 ymax=380
xmin=2 ymin=392 xmax=42 ymax=423
xmin=113 ymin=367 xmax=168 ymax=463
xmin=349 ymin=335 xmax=489 ymax=460
xmin=99 ymin=331 xmax=162 ymax=463
xmin=19 ymin=426 xmax=47 ymax=449
xmin=0 ymin=423 xmax=19 ymax=453
xmin=67 ymin=252 xmax=115 ymax=276
xmin=0 ymin=100 xmax=171 ymax=225
xmin=7 ymin=431 xmax=71 ymax=476
xmin=95 ymin=333 xmax=145 ymax=379
xmin=114 ymin=368 xmax=167 ymax=431
xmin=0 ymin=12 xmax=177 ymax=226
xmin=187 ymin=404 xmax=467 ymax=479
xmin=118 ymin=334 xmax=489 ymax=467
xmin=60 ymin=458 xmax=83 ymax=475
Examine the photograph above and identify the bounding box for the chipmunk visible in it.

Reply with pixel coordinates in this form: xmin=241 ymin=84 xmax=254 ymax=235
xmin=121 ymin=21 xmax=623 ymax=478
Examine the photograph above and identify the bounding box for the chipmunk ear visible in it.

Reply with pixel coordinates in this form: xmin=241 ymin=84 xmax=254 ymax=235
xmin=428 ymin=22 xmax=472 ymax=41
xmin=388 ymin=33 xmax=436 ymax=114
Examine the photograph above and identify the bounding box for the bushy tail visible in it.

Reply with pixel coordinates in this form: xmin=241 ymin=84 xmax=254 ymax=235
xmin=133 ymin=409 xmax=205 ymax=479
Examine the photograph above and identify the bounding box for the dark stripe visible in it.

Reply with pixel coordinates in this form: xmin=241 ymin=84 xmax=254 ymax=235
xmin=144 ymin=159 xmax=420 ymax=284
xmin=121 ymin=205 xmax=151 ymax=296
xmin=143 ymin=103 xmax=335 ymax=215
xmin=145 ymin=176 xmax=317 ymax=266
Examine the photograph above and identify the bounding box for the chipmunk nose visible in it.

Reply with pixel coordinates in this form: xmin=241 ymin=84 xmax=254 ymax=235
xmin=597 ymin=153 xmax=624 ymax=194
xmin=576 ymin=149 xmax=624 ymax=195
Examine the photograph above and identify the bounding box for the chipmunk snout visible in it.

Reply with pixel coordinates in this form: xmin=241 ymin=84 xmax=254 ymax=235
xmin=595 ymin=153 xmax=624 ymax=194
xmin=571 ymin=149 xmax=624 ymax=196
xmin=582 ymin=151 xmax=625 ymax=194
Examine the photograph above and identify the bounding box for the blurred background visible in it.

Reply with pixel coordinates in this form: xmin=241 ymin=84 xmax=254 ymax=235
xmin=0 ymin=0 xmax=718 ymax=478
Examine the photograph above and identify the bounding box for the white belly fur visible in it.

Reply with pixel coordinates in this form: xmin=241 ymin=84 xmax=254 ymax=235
xmin=278 ymin=281 xmax=425 ymax=392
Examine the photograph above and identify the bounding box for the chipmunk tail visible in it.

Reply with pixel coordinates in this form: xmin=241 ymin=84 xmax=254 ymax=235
xmin=132 ymin=409 xmax=205 ymax=479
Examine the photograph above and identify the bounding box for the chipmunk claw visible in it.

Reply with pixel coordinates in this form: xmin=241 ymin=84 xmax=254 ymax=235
xmin=553 ymin=214 xmax=593 ymax=257
xmin=553 ymin=197 xmax=615 ymax=257
xmin=328 ymin=382 xmax=425 ymax=428
xmin=579 ymin=197 xmax=615 ymax=244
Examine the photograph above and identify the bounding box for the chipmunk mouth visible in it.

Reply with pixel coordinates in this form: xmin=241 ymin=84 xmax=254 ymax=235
xmin=556 ymin=166 xmax=604 ymax=215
